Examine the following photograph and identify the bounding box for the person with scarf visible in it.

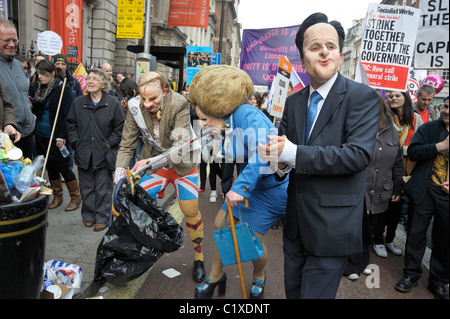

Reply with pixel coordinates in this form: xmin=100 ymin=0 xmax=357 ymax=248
xmin=382 ymin=90 xmax=423 ymax=244
xmin=32 ymin=59 xmax=81 ymax=211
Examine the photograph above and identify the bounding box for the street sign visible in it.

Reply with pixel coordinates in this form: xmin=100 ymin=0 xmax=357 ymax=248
xmin=117 ymin=0 xmax=145 ymax=39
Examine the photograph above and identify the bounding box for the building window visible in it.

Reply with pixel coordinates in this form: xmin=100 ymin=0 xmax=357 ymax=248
xmin=402 ymin=0 xmax=408 ymax=6
xmin=7 ymin=0 xmax=19 ymax=32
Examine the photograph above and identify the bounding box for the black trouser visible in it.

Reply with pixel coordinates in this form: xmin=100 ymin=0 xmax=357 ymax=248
xmin=15 ymin=133 xmax=36 ymax=161
xmin=78 ymin=165 xmax=113 ymax=225
xmin=404 ymin=185 xmax=449 ymax=286
xmin=199 ymin=158 xmax=221 ymax=191
xmin=35 ymin=134 xmax=75 ymax=182
xmin=220 ymin=161 xmax=245 ymax=194
xmin=370 ymin=199 xmax=402 ymax=245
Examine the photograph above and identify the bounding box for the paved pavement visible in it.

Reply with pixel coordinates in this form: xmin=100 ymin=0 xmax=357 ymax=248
xmin=40 ymin=167 xmax=435 ymax=300
xmin=133 ymin=188 xmax=435 ymax=300
xmin=42 ymin=166 xmax=175 ymax=299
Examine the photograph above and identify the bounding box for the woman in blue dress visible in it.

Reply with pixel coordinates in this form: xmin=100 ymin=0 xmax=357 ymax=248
xmin=188 ymin=65 xmax=288 ymax=299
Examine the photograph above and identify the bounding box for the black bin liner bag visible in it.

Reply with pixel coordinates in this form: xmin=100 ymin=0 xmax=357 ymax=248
xmin=94 ymin=184 xmax=183 ymax=286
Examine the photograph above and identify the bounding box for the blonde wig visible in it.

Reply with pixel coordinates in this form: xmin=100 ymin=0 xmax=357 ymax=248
xmin=187 ymin=65 xmax=254 ymax=118
xmin=138 ymin=71 xmax=170 ymax=92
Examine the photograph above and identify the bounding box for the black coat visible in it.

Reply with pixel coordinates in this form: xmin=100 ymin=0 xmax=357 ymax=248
xmin=32 ymin=78 xmax=74 ymax=141
xmin=66 ymin=92 xmax=125 ymax=170
xmin=404 ymin=117 xmax=447 ymax=204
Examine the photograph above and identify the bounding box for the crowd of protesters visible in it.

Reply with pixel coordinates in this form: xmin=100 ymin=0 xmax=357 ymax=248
xmin=0 ymin=15 xmax=447 ymax=299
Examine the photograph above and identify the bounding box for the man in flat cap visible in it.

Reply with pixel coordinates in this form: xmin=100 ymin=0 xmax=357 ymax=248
xmin=258 ymin=12 xmax=380 ymax=298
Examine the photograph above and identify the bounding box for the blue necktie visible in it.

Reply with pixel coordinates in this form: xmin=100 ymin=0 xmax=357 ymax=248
xmin=305 ymin=91 xmax=322 ymax=143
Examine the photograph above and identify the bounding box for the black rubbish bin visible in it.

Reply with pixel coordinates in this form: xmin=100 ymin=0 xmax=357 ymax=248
xmin=0 ymin=195 xmax=49 ymax=299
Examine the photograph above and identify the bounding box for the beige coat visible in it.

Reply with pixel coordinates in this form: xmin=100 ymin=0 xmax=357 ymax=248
xmin=0 ymin=81 xmax=18 ymax=132
xmin=116 ymin=90 xmax=195 ymax=176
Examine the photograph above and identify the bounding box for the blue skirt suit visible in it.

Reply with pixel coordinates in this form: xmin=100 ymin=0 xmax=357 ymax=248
xmin=219 ymin=104 xmax=288 ymax=234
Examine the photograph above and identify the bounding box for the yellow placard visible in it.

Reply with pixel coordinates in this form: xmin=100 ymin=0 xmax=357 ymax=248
xmin=116 ymin=0 xmax=145 ymax=39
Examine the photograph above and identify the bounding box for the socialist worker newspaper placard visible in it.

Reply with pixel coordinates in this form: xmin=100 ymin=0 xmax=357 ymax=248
xmin=360 ymin=4 xmax=420 ymax=91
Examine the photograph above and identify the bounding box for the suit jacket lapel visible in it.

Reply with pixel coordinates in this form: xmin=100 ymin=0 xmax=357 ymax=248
xmin=308 ymin=74 xmax=346 ymax=144
xmin=295 ymin=88 xmax=310 ymax=145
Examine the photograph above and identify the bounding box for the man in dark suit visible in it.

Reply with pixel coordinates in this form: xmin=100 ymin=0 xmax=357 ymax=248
xmin=258 ymin=13 xmax=380 ymax=298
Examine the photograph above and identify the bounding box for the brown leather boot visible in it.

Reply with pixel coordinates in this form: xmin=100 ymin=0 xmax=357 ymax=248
xmin=49 ymin=179 xmax=63 ymax=209
xmin=64 ymin=179 xmax=82 ymax=211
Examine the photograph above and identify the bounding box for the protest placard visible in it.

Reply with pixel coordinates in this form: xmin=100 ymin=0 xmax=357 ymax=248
xmin=270 ymin=56 xmax=292 ymax=119
xmin=359 ymin=4 xmax=420 ymax=91
xmin=414 ymin=0 xmax=449 ymax=69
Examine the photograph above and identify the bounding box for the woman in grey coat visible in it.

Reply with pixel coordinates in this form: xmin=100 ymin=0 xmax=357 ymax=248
xmin=344 ymin=94 xmax=405 ymax=280
xmin=367 ymin=97 xmax=405 ymax=258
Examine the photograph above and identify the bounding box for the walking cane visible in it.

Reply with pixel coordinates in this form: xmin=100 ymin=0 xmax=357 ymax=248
xmin=41 ymin=77 xmax=67 ymax=180
xmin=227 ymin=198 xmax=249 ymax=299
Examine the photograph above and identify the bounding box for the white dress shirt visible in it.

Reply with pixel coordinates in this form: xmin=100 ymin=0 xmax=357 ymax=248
xmin=277 ymin=73 xmax=339 ymax=175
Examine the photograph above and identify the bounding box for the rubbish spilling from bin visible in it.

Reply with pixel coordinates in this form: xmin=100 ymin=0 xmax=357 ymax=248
xmin=0 ymin=133 xmax=50 ymax=204
xmin=42 ymin=260 xmax=83 ymax=299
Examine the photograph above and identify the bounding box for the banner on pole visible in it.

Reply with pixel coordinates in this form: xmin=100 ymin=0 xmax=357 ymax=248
xmin=240 ymin=25 xmax=310 ymax=87
xmin=48 ymin=0 xmax=83 ymax=64
xmin=168 ymin=0 xmax=210 ymax=29
xmin=117 ymin=0 xmax=145 ymax=39
xmin=359 ymin=4 xmax=420 ymax=91
xmin=414 ymin=0 xmax=449 ymax=69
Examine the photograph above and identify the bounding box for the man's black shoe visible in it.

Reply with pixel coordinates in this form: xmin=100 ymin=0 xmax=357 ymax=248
xmin=395 ymin=276 xmax=419 ymax=293
xmin=193 ymin=260 xmax=206 ymax=282
xmin=428 ymin=284 xmax=449 ymax=299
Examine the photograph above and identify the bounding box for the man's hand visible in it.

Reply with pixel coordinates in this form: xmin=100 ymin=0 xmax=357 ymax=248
xmin=56 ymin=138 xmax=66 ymax=149
xmin=436 ymin=136 xmax=449 ymax=152
xmin=131 ymin=158 xmax=150 ymax=174
xmin=440 ymin=181 xmax=449 ymax=194
xmin=257 ymin=135 xmax=287 ymax=164
xmin=3 ymin=125 xmax=21 ymax=143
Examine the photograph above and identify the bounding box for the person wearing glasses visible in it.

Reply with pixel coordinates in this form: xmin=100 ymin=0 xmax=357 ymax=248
xmin=0 ymin=19 xmax=36 ymax=159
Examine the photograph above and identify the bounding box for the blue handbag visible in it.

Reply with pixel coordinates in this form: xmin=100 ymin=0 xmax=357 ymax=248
xmin=213 ymin=204 xmax=265 ymax=266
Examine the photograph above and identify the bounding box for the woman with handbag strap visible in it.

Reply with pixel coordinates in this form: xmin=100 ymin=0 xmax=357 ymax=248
xmin=66 ymin=68 xmax=125 ymax=232
xmin=188 ymin=65 xmax=288 ymax=299
xmin=32 ymin=59 xmax=81 ymax=212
